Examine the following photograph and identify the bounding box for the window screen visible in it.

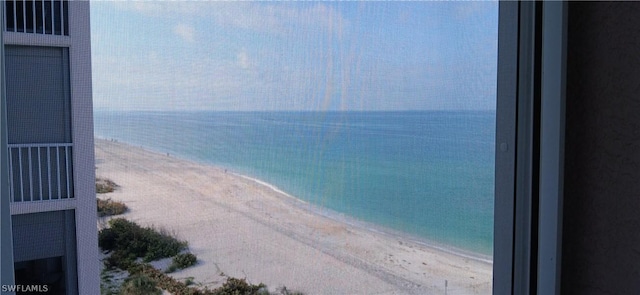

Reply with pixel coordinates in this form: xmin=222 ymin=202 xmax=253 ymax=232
xmin=92 ymin=2 xmax=498 ymax=294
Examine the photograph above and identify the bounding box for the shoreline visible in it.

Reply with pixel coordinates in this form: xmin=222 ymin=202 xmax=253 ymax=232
xmin=95 ymin=138 xmax=492 ymax=294
xmin=97 ymin=136 xmax=493 ymax=264
xmin=233 ymin=172 xmax=493 ymax=265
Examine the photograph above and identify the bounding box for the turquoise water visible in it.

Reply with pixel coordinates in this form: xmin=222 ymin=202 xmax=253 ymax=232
xmin=94 ymin=111 xmax=495 ymax=256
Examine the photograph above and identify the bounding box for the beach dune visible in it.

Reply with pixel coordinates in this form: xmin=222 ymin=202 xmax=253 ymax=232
xmin=95 ymin=139 xmax=492 ymax=294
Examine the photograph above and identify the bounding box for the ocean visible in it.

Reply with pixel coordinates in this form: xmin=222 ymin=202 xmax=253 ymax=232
xmin=93 ymin=111 xmax=495 ymax=257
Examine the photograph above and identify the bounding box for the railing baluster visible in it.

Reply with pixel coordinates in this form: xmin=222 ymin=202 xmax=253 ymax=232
xmin=41 ymin=0 xmax=44 ymax=34
xmin=13 ymin=0 xmax=18 ymax=33
xmin=47 ymin=146 xmax=52 ymax=200
xmin=32 ymin=0 xmax=35 ymax=33
xmin=59 ymin=0 xmax=63 ymax=35
xmin=28 ymin=147 xmax=33 ymax=201
xmin=65 ymin=146 xmax=70 ymax=198
xmin=3 ymin=0 xmax=7 ymax=32
xmin=56 ymin=146 xmax=61 ymax=199
xmin=8 ymin=148 xmax=14 ymax=201
xmin=50 ymin=0 xmax=54 ymax=35
xmin=22 ymin=0 xmax=26 ymax=33
xmin=18 ymin=148 xmax=24 ymax=202
xmin=38 ymin=147 xmax=43 ymax=200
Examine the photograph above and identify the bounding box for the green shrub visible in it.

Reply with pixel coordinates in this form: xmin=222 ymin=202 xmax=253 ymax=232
xmin=98 ymin=219 xmax=296 ymax=295
xmin=104 ymin=250 xmax=137 ymax=271
xmin=133 ymin=264 xmax=201 ymax=295
xmin=172 ymin=253 xmax=197 ymax=269
xmin=96 ymin=178 xmax=118 ymax=194
xmin=165 ymin=264 xmax=178 ymax=274
xmin=98 ymin=218 xmax=187 ymax=269
xmin=165 ymin=252 xmax=197 ymax=273
xmin=214 ymin=278 xmax=267 ymax=295
xmin=98 ymin=228 xmax=117 ymax=251
xmin=120 ymin=274 xmax=161 ymax=295
xmin=100 ymin=268 xmax=122 ymax=295
xmin=124 ymin=262 xmax=288 ymax=295
xmin=97 ymin=198 xmax=128 ymax=217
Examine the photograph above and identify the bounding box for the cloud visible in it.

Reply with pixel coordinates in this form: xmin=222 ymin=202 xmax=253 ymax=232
xmin=454 ymin=2 xmax=496 ymax=21
xmin=109 ymin=2 xmax=348 ymax=38
xmin=237 ymin=49 xmax=251 ymax=70
xmin=209 ymin=3 xmax=347 ymax=38
xmin=93 ymin=2 xmax=497 ymax=111
xmin=92 ymin=47 xmax=267 ymax=111
xmin=173 ymin=24 xmax=195 ymax=43
xmin=112 ymin=1 xmax=198 ymax=18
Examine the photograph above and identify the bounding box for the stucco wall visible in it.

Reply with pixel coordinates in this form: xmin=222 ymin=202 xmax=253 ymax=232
xmin=562 ymin=2 xmax=640 ymax=294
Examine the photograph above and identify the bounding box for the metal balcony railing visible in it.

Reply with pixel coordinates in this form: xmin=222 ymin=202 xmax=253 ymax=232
xmin=8 ymin=143 xmax=74 ymax=202
xmin=4 ymin=0 xmax=69 ymax=36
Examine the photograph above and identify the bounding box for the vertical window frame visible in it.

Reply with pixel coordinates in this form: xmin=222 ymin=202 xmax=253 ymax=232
xmin=494 ymin=2 xmax=518 ymax=294
xmin=0 ymin=5 xmax=17 ymax=288
xmin=494 ymin=2 xmax=567 ymax=294
xmin=537 ymin=2 xmax=567 ymax=294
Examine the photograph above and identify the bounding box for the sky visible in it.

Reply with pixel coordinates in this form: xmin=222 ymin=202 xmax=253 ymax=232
xmin=90 ymin=1 xmax=498 ymax=111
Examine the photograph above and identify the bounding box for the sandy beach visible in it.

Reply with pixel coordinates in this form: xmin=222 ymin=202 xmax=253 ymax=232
xmin=95 ymin=139 xmax=492 ymax=294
